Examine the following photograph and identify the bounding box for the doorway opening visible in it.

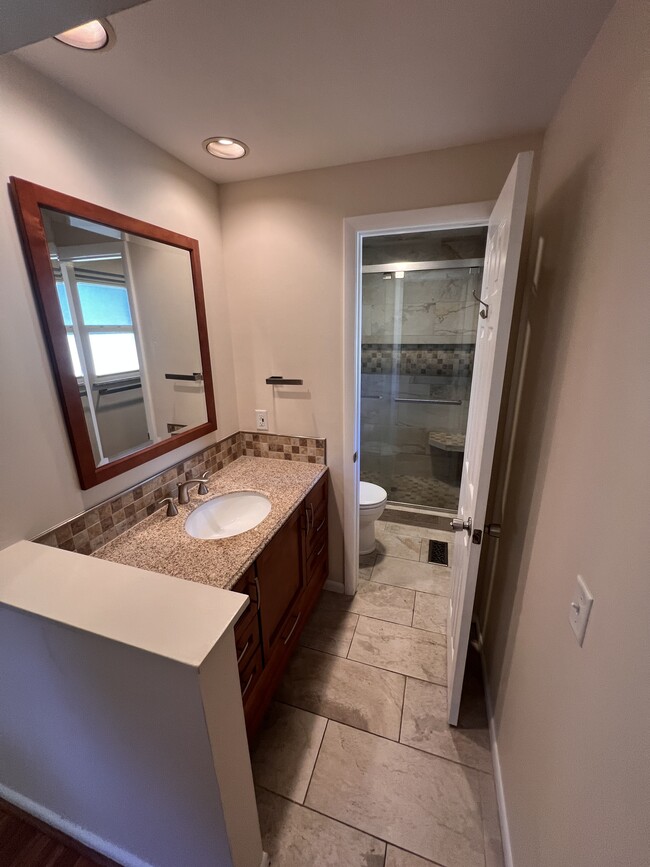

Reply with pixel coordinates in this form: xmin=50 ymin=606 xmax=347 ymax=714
xmin=359 ymin=227 xmax=488 ymax=516
xmin=343 ymin=200 xmax=493 ymax=597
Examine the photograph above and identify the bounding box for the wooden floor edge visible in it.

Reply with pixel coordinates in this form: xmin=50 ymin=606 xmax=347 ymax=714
xmin=0 ymin=796 xmax=123 ymax=867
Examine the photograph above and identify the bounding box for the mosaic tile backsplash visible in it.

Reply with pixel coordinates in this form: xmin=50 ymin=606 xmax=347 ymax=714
xmin=34 ymin=431 xmax=326 ymax=555
xmin=361 ymin=344 xmax=475 ymax=377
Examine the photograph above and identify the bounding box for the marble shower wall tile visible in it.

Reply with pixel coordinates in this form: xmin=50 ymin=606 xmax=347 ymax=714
xmin=277 ymin=646 xmax=405 ymax=740
xmin=305 ymin=722 xmax=485 ymax=867
xmin=361 ymin=267 xmax=480 ymax=347
xmin=362 ymin=231 xmax=487 ymax=266
xmin=256 ymin=786 xmax=386 ymax=867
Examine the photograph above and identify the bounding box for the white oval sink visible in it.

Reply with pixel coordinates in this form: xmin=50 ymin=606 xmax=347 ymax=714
xmin=185 ymin=491 xmax=272 ymax=540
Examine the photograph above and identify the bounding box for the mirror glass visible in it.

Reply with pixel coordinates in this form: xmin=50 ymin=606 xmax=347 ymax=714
xmin=41 ymin=208 xmax=209 ymax=467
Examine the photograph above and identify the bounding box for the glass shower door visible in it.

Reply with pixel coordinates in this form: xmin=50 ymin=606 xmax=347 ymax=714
xmin=360 ymin=264 xmax=482 ymax=512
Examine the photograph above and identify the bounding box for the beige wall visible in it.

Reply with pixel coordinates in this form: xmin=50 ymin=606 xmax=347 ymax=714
xmin=0 ymin=57 xmax=238 ymax=548
xmin=219 ymin=131 xmax=543 ymax=584
xmin=480 ymin=1 xmax=650 ymax=863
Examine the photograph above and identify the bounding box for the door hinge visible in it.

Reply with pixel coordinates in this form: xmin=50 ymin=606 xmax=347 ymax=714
xmin=472 ymin=529 xmax=483 ymax=545
xmin=353 ymin=452 xmax=358 ymax=463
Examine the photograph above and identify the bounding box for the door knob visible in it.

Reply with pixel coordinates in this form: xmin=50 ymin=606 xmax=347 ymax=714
xmin=485 ymin=523 xmax=502 ymax=538
xmin=450 ymin=516 xmax=472 ymax=535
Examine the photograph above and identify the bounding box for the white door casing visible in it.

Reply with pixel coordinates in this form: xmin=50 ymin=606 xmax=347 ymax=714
xmin=447 ymin=152 xmax=534 ymax=725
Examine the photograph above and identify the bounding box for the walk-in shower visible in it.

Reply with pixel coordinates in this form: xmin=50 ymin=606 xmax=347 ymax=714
xmin=360 ymin=227 xmax=488 ymax=512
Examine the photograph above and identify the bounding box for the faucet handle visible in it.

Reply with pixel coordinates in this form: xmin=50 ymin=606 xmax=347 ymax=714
xmin=160 ymin=497 xmax=178 ymax=517
xmin=198 ymin=471 xmax=209 ymax=495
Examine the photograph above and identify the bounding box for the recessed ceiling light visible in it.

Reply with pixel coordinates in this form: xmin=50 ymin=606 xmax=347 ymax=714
xmin=54 ymin=19 xmax=114 ymax=51
xmin=203 ymin=137 xmax=249 ymax=160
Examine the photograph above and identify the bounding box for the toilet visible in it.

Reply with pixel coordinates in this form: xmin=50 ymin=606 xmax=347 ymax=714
xmin=359 ymin=481 xmax=388 ymax=555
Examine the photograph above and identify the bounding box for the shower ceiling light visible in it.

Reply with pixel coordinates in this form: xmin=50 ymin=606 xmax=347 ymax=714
xmin=203 ymin=137 xmax=249 ymax=160
xmin=54 ymin=19 xmax=114 ymax=51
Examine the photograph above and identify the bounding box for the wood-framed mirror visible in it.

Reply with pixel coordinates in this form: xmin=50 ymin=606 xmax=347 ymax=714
xmin=10 ymin=177 xmax=217 ymax=489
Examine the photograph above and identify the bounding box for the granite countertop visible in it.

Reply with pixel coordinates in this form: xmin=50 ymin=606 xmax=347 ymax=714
xmin=93 ymin=456 xmax=327 ymax=590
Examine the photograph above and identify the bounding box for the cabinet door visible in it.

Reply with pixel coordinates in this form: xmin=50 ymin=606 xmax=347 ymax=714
xmin=256 ymin=506 xmax=303 ymax=658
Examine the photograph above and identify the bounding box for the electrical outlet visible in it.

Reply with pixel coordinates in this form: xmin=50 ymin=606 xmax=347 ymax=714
xmin=255 ymin=409 xmax=268 ymax=431
xmin=569 ymin=574 xmax=594 ymax=646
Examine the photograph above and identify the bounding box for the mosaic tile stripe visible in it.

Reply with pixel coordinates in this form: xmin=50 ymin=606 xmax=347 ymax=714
xmin=34 ymin=430 xmax=326 ymax=555
xmin=240 ymin=431 xmax=326 ymax=464
xmin=361 ymin=344 xmax=474 ymax=377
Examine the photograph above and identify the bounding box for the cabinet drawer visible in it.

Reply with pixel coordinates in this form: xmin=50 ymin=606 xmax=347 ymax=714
xmin=235 ymin=611 xmax=261 ymax=673
xmin=240 ymin=645 xmax=263 ymax=702
xmin=304 ymin=500 xmax=328 ymax=558
xmin=307 ymin=542 xmax=329 ymax=587
xmin=306 ymin=524 xmax=328 ymax=584
xmin=232 ymin=566 xmax=259 ymax=634
xmin=305 ymin=473 xmax=328 ymax=513
xmin=277 ymin=592 xmax=307 ymax=652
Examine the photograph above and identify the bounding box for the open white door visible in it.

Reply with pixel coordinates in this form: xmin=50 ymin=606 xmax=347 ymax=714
xmin=447 ymin=152 xmax=533 ymax=725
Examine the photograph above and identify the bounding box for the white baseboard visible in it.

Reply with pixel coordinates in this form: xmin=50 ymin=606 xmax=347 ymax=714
xmin=323 ymin=579 xmax=345 ymax=593
xmin=475 ymin=623 xmax=515 ymax=867
xmin=0 ymin=783 xmax=153 ymax=867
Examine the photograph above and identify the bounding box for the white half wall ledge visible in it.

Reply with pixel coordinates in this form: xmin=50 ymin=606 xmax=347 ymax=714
xmin=0 ymin=540 xmax=263 ymax=867
xmin=0 ymin=540 xmax=247 ymax=665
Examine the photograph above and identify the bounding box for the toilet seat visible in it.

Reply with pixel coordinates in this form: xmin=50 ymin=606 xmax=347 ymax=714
xmin=359 ymin=481 xmax=388 ymax=509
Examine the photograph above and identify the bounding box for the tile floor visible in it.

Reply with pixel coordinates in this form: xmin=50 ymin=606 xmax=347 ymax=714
xmin=251 ymin=518 xmax=504 ymax=867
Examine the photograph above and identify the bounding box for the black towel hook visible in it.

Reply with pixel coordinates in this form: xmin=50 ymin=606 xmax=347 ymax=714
xmin=472 ymin=287 xmax=489 ymax=319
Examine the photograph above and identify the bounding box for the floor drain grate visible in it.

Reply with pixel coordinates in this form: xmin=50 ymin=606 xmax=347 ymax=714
xmin=427 ymin=539 xmax=449 ymax=566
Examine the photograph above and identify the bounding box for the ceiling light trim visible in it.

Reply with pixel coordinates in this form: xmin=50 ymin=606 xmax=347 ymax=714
xmin=202 ymin=137 xmax=250 ymax=160
xmin=53 ymin=18 xmax=116 ymax=52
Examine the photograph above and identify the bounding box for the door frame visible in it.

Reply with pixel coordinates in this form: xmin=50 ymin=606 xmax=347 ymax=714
xmin=343 ymin=201 xmax=494 ymax=595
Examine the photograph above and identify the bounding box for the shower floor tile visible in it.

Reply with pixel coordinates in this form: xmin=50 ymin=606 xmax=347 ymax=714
xmin=361 ymin=472 xmax=460 ymax=510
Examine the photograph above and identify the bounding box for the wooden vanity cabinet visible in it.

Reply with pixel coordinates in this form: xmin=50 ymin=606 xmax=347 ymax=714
xmin=232 ymin=566 xmax=264 ymax=699
xmin=235 ymin=471 xmax=329 ymax=740
xmin=255 ymin=506 xmax=303 ymax=659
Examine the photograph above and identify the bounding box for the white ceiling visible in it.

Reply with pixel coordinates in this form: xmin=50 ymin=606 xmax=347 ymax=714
xmin=15 ymin=0 xmax=613 ymax=183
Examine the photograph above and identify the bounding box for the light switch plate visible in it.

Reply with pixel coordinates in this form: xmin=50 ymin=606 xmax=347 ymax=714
xmin=569 ymin=574 xmax=594 ymax=646
xmin=255 ymin=410 xmax=268 ymax=431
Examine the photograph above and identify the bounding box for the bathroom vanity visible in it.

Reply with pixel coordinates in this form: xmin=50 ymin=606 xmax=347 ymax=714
xmin=93 ymin=456 xmax=329 ymax=740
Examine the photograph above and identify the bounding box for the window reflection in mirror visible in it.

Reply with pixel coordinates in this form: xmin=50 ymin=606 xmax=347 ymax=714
xmin=42 ymin=208 xmax=208 ymax=467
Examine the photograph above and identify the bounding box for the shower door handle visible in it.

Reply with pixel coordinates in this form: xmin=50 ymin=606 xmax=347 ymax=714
xmin=394 ymin=398 xmax=462 ymax=405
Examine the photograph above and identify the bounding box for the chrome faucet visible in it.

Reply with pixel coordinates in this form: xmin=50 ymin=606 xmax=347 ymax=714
xmin=178 ymin=471 xmax=209 ymax=505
